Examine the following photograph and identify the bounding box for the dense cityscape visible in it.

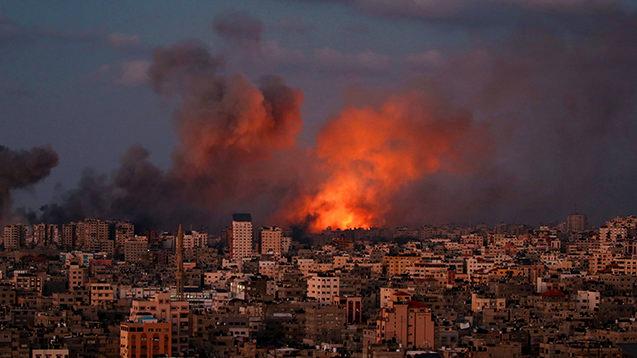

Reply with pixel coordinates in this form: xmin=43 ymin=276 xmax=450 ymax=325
xmin=3 ymin=0 xmax=637 ymax=357
xmin=1 ymin=213 xmax=637 ymax=357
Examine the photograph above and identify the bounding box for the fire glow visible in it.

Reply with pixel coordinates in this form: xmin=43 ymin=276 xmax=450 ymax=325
xmin=283 ymin=91 xmax=486 ymax=232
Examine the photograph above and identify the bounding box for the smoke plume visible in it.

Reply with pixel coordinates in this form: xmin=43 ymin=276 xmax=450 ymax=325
xmin=36 ymin=42 xmax=303 ymax=230
xmin=0 ymin=145 xmax=58 ymax=222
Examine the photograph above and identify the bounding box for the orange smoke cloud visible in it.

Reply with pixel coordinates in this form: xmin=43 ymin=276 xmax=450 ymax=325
xmin=283 ymin=90 xmax=487 ymax=232
xmin=175 ymin=74 xmax=303 ymax=176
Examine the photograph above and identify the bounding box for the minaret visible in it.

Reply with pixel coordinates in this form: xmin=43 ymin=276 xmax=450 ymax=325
xmin=175 ymin=224 xmax=184 ymax=299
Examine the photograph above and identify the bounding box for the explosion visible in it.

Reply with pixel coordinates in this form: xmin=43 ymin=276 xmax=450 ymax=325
xmin=284 ymin=91 xmax=487 ymax=231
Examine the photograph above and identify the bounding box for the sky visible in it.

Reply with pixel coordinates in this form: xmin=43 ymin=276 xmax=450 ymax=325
xmin=2 ymin=0 xmax=637 ymax=229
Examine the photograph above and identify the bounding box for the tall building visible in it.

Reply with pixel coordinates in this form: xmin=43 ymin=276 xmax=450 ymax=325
xmin=377 ymin=301 xmax=435 ymax=350
xmin=229 ymin=213 xmax=253 ymax=262
xmin=115 ymin=221 xmax=135 ymax=254
xmin=62 ymin=223 xmax=77 ymax=249
xmin=175 ymin=225 xmax=184 ymax=299
xmin=260 ymin=226 xmax=291 ymax=257
xmin=120 ymin=318 xmax=172 ymax=358
xmin=130 ymin=293 xmax=189 ymax=355
xmin=29 ymin=223 xmax=59 ymax=246
xmin=2 ymin=224 xmax=26 ymax=250
xmin=76 ymin=219 xmax=110 ymax=252
xmin=124 ymin=236 xmax=148 ymax=263
xmin=566 ymin=213 xmax=587 ymax=233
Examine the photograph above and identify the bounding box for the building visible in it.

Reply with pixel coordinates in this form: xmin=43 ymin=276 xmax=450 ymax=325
xmin=31 ymin=223 xmax=58 ymax=246
xmin=0 ymin=285 xmax=15 ymax=306
xmin=90 ymin=282 xmax=115 ymax=306
xmin=129 ymin=292 xmax=189 ymax=355
xmin=120 ymin=318 xmax=171 ymax=358
xmin=384 ymin=255 xmax=421 ymax=277
xmin=576 ymin=290 xmax=600 ymax=312
xmin=13 ymin=271 xmax=44 ymax=293
xmin=471 ymin=293 xmax=506 ymax=312
xmin=377 ymin=301 xmax=435 ymax=350
xmin=335 ymin=296 xmax=363 ymax=324
xmin=380 ymin=287 xmax=413 ymax=309
xmin=307 ymin=274 xmax=340 ymax=305
xmin=124 ymin=237 xmax=148 ymax=263
xmin=259 ymin=260 xmax=277 ymax=278
xmin=183 ymin=230 xmax=208 ymax=251
xmin=260 ymin=226 xmax=291 ymax=257
xmin=62 ymin=223 xmax=77 ymax=249
xmin=229 ymin=214 xmax=253 ymax=262
xmin=305 ymin=304 xmax=345 ymax=342
xmin=115 ymin=221 xmax=135 ymax=253
xmin=68 ymin=264 xmax=88 ymax=291
xmin=566 ymin=213 xmax=587 ymax=233
xmin=3 ymin=224 xmax=26 ymax=250
xmin=76 ymin=219 xmax=110 ymax=253
xmin=599 ymin=226 xmax=628 ymax=242
xmin=175 ymin=226 xmax=184 ymax=298
xmin=32 ymin=348 xmax=70 ymax=358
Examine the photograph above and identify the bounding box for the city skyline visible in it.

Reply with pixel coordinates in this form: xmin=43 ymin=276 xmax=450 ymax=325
xmin=3 ymin=212 xmax=637 ymax=356
xmin=3 ymin=4 xmax=637 ymax=355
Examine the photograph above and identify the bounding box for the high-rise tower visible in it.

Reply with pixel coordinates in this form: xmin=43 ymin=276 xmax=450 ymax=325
xmin=229 ymin=213 xmax=253 ymax=262
xmin=175 ymin=224 xmax=184 ymax=298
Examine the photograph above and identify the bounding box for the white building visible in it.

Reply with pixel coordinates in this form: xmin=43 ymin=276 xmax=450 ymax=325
xmin=307 ymin=274 xmax=340 ymax=305
xmin=229 ymin=214 xmax=253 ymax=261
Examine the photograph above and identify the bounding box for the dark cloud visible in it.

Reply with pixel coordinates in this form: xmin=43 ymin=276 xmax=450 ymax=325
xmin=385 ymin=12 xmax=637 ymax=225
xmin=212 ymin=10 xmax=263 ymax=48
xmin=0 ymin=145 xmax=58 ymax=222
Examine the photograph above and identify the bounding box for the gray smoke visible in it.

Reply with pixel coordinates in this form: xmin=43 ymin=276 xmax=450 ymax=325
xmin=0 ymin=145 xmax=58 ymax=222
xmin=212 ymin=10 xmax=263 ymax=48
xmin=386 ymin=14 xmax=637 ymax=225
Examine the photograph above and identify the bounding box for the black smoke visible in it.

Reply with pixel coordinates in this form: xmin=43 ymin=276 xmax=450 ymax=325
xmin=0 ymin=145 xmax=58 ymax=222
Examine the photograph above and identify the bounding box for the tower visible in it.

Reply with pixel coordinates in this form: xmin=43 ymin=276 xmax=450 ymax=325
xmin=566 ymin=213 xmax=587 ymax=233
xmin=229 ymin=213 xmax=253 ymax=262
xmin=175 ymin=224 xmax=184 ymax=298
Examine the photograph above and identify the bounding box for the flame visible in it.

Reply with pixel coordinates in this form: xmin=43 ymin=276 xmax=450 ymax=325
xmin=284 ymin=91 xmax=481 ymax=232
